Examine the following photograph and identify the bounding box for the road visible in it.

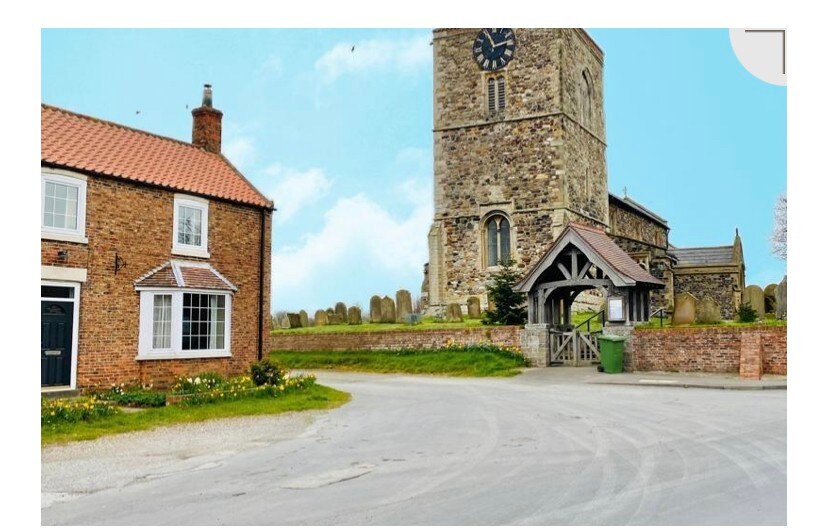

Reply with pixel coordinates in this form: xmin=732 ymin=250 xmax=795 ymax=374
xmin=42 ymin=370 xmax=787 ymax=525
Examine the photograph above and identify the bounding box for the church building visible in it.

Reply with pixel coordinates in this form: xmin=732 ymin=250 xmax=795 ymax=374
xmin=423 ymin=28 xmax=745 ymax=320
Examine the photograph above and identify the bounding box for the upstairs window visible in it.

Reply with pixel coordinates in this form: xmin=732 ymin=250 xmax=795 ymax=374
xmin=484 ymin=214 xmax=511 ymax=267
xmin=172 ymin=195 xmax=209 ymax=258
xmin=41 ymin=170 xmax=87 ymax=243
xmin=487 ymin=76 xmax=506 ymax=115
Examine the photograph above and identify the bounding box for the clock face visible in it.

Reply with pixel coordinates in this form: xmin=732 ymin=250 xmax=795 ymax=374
xmin=473 ymin=28 xmax=516 ymax=71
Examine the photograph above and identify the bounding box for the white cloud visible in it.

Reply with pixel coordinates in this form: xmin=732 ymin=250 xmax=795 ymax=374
xmin=263 ymin=164 xmax=332 ymax=224
xmin=314 ymin=34 xmax=432 ymax=83
xmin=222 ymin=123 xmax=258 ymax=170
xmin=272 ymin=177 xmax=433 ymax=310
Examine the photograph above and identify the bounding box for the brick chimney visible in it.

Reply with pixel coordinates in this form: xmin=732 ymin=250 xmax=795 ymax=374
xmin=191 ymin=84 xmax=223 ymax=153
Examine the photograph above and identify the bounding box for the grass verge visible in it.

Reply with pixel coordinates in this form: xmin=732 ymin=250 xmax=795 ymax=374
xmin=271 ymin=347 xmax=528 ymax=377
xmin=635 ymin=317 xmax=787 ymax=330
xmin=41 ymin=384 xmax=350 ymax=446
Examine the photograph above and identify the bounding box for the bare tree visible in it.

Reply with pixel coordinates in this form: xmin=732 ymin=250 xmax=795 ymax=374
xmin=771 ymin=193 xmax=786 ymax=260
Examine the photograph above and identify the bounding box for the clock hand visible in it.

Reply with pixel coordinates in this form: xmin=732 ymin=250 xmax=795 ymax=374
xmin=484 ymin=29 xmax=495 ymax=47
xmin=493 ymin=40 xmax=509 ymax=47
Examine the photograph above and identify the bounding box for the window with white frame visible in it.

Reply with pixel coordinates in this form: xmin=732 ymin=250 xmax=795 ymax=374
xmin=41 ymin=170 xmax=87 ymax=243
xmin=172 ymin=195 xmax=209 ymax=257
xmin=138 ymin=290 xmax=231 ymax=358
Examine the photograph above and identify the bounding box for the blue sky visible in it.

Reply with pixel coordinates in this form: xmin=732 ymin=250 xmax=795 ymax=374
xmin=41 ymin=28 xmax=786 ymax=312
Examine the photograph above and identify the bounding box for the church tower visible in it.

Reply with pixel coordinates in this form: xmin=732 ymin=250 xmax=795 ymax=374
xmin=426 ymin=28 xmax=609 ymax=311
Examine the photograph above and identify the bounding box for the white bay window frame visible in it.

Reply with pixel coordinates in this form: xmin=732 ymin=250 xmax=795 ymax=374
xmin=172 ymin=194 xmax=210 ymax=258
xmin=137 ymin=289 xmax=232 ymax=360
xmin=41 ymin=170 xmax=88 ymax=244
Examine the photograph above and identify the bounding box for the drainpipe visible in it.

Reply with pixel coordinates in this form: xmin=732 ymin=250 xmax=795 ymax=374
xmin=257 ymin=208 xmax=266 ymax=361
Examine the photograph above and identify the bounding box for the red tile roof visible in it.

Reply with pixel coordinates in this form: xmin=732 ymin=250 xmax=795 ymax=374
xmin=517 ymin=222 xmax=665 ymax=291
xmin=41 ymin=104 xmax=273 ymax=209
xmin=134 ymin=261 xmax=238 ymax=291
xmin=569 ymin=223 xmax=664 ymax=285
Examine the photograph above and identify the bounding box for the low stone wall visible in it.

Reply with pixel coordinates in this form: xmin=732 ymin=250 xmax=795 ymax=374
xmin=270 ymin=326 xmax=522 ymax=352
xmin=627 ymin=326 xmax=786 ymax=375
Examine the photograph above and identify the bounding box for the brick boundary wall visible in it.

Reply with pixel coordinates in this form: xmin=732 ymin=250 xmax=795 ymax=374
xmin=627 ymin=326 xmax=786 ymax=375
xmin=270 ymin=327 xmax=523 ymax=352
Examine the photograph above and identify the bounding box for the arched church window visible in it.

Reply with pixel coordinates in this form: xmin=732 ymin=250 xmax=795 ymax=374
xmin=579 ymin=69 xmax=593 ymax=129
xmin=484 ymin=214 xmax=511 ymax=267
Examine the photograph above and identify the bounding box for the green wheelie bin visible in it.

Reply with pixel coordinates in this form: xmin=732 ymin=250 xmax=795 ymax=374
xmin=598 ymin=335 xmax=626 ymax=373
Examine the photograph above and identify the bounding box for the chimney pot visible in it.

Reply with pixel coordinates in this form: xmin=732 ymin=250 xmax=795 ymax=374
xmin=192 ymin=84 xmax=223 ymax=154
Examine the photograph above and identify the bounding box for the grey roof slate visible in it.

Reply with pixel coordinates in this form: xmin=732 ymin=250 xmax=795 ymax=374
xmin=671 ymin=246 xmax=735 ymax=266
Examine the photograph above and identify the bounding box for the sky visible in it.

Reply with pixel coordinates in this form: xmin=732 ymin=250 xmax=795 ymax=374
xmin=41 ymin=28 xmax=786 ymax=312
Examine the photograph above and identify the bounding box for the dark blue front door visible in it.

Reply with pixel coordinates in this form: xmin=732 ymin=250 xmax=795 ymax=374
xmin=41 ymin=301 xmax=73 ymax=387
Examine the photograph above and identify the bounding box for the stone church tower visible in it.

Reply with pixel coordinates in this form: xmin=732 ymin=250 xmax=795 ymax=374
xmin=426 ymin=28 xmax=609 ymax=311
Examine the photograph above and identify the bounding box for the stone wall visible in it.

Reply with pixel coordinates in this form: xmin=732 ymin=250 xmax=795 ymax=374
xmin=673 ymin=269 xmax=741 ymax=320
xmin=627 ymin=326 xmax=786 ymax=375
xmin=271 ymin=326 xmax=522 ymax=352
xmin=42 ymin=172 xmax=272 ymax=389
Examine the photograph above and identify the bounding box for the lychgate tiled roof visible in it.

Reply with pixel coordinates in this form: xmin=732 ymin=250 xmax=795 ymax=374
xmin=134 ymin=261 xmax=237 ymax=291
xmin=569 ymin=223 xmax=665 ymax=285
xmin=517 ymin=222 xmax=665 ymax=291
xmin=671 ymin=246 xmax=735 ymax=266
xmin=41 ymin=104 xmax=273 ymax=209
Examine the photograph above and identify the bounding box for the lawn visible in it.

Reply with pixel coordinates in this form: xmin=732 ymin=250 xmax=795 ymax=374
xmin=272 ymin=317 xmax=485 ymax=335
xmin=41 ymin=384 xmax=350 ymax=446
xmin=271 ymin=347 xmax=528 ymax=377
xmin=635 ymin=317 xmax=787 ymax=329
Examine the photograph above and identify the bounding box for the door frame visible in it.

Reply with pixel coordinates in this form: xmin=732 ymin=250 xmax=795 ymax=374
xmin=41 ymin=280 xmax=80 ymax=391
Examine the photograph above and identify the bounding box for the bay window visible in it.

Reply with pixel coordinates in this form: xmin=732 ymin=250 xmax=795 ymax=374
xmin=138 ymin=290 xmax=231 ymax=359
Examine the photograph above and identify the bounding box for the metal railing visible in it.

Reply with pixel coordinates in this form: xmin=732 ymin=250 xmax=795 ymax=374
xmin=574 ymin=309 xmax=605 ymax=334
xmin=650 ymin=307 xmax=668 ymax=327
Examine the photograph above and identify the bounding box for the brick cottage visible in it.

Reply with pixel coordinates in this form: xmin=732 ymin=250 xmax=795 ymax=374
xmin=41 ymin=85 xmax=273 ymax=391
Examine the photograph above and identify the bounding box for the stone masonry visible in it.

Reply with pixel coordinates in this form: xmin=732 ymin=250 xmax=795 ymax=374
xmin=427 ymin=28 xmax=607 ymax=312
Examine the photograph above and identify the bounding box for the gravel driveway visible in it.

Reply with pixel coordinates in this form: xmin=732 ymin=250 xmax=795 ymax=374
xmin=42 ymin=370 xmax=786 ymax=525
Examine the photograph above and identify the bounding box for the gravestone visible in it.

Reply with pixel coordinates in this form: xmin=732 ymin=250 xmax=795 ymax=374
xmin=313 ymin=309 xmax=328 ymax=327
xmin=396 ymin=289 xmax=413 ymax=323
xmin=380 ymin=296 xmax=396 ymax=324
xmin=742 ymin=285 xmax=765 ymax=319
xmin=279 ymin=314 xmax=291 ymax=329
xmin=775 ymin=276 xmax=787 ymax=319
xmin=286 ymin=312 xmax=302 ymax=328
xmin=696 ymin=297 xmax=721 ymax=324
xmin=467 ymin=296 xmax=481 ymax=319
xmin=764 ymin=284 xmax=778 ymax=314
xmin=335 ymin=302 xmax=348 ymax=323
xmin=672 ymin=292 xmax=697 ymax=325
xmin=446 ymin=302 xmax=464 ymax=323
xmin=369 ymin=295 xmax=382 ymax=323
xmin=347 ymin=306 xmax=362 ymax=325
xmin=298 ymin=310 xmax=309 ymax=328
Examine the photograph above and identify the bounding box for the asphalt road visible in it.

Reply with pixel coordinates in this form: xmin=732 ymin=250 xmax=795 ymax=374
xmin=42 ymin=370 xmax=787 ymax=525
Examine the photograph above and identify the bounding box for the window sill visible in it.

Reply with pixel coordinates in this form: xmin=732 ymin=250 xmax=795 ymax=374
xmin=136 ymin=351 xmax=231 ymax=361
xmin=42 ymin=231 xmax=88 ymax=245
xmin=171 ymin=245 xmax=210 ymax=259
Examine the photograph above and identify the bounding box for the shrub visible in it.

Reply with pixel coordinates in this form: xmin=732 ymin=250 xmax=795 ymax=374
xmin=737 ymin=302 xmax=758 ymax=323
xmin=482 ymin=260 xmax=527 ymax=325
xmin=41 ymin=396 xmax=118 ymax=426
xmin=250 ymin=359 xmax=285 ymax=387
xmin=105 ymin=388 xmax=167 ymax=408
